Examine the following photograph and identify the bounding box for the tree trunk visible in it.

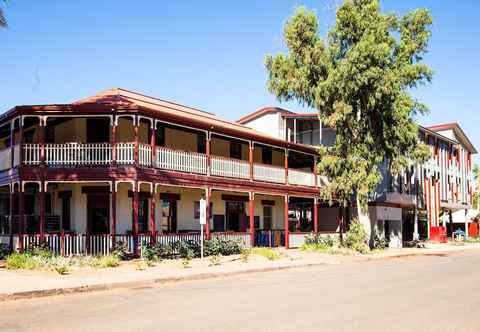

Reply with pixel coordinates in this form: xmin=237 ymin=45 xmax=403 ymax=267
xmin=356 ymin=196 xmax=372 ymax=247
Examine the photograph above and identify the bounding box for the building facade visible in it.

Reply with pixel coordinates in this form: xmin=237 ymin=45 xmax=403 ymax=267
xmin=0 ymin=89 xmax=334 ymax=255
xmin=238 ymin=108 xmax=477 ymax=247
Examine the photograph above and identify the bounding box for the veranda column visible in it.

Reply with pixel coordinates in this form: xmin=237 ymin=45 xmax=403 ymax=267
xmin=284 ymin=195 xmax=289 ymax=249
xmin=111 ymin=117 xmax=117 ymax=165
xmin=205 ymin=187 xmax=211 ymax=239
xmin=284 ymin=149 xmax=289 ymax=185
xmin=39 ymin=181 xmax=45 ymax=239
xmin=8 ymin=184 xmax=13 ymax=252
xmin=249 ymin=142 xmax=254 ymax=181
xmin=249 ymin=192 xmax=255 ymax=247
xmin=9 ymin=120 xmax=14 ymax=168
xmin=206 ymin=133 xmax=211 ymax=176
xmin=134 ymin=116 xmax=139 ymax=167
xmin=111 ymin=182 xmax=117 ymax=247
xmin=313 ymin=197 xmax=318 ymax=234
xmin=132 ymin=182 xmax=139 ymax=256
xmin=19 ymin=182 xmax=25 ymax=252
xmin=150 ymin=188 xmax=156 ymax=242
xmin=39 ymin=118 xmax=45 ymax=165
xmin=150 ymin=121 xmax=156 ymax=168
xmin=313 ymin=156 xmax=318 ymax=188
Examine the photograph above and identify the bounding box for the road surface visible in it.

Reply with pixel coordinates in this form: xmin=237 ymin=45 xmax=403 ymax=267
xmin=1 ymin=250 xmax=480 ymax=332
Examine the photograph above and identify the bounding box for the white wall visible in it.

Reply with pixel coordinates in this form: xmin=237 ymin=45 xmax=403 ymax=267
xmin=244 ymin=113 xmax=283 ymax=139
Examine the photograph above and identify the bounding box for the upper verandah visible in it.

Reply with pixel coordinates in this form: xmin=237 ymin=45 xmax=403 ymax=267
xmin=0 ymin=88 xmax=317 ymax=155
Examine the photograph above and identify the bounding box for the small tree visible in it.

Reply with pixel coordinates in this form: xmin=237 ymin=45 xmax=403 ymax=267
xmin=0 ymin=0 xmax=7 ymax=28
xmin=474 ymin=164 xmax=479 ymax=210
xmin=266 ymin=1 xmax=431 ymax=244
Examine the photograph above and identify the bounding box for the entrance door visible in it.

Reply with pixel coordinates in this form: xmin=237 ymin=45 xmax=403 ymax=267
xmin=161 ymin=200 xmax=177 ymax=232
xmin=87 ymin=194 xmax=109 ymax=234
xmin=225 ymin=201 xmax=245 ymax=232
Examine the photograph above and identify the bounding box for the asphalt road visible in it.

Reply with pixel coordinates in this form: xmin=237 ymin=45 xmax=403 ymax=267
xmin=1 ymin=251 xmax=480 ymax=332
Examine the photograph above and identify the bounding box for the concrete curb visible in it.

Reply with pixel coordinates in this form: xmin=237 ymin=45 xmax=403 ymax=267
xmin=1 ymin=247 xmax=477 ymax=302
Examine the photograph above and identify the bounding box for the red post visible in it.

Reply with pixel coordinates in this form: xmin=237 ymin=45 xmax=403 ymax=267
xmin=284 ymin=195 xmax=289 ymax=249
xmin=8 ymin=185 xmax=13 ymax=252
xmin=60 ymin=230 xmax=65 ymax=257
xmin=249 ymin=192 xmax=254 ymax=247
xmin=111 ymin=184 xmax=117 ymax=247
xmin=205 ymin=188 xmax=211 ymax=239
xmin=111 ymin=119 xmax=117 ymax=165
xmin=284 ymin=149 xmax=289 ymax=185
xmin=150 ymin=189 xmax=156 ymax=242
xmin=249 ymin=143 xmax=254 ymax=180
xmin=150 ymin=121 xmax=156 ymax=168
xmin=10 ymin=120 xmax=14 ymax=168
xmin=206 ymin=135 xmax=211 ymax=176
xmin=39 ymin=181 xmax=45 ymax=239
xmin=133 ymin=183 xmax=139 ymax=256
xmin=134 ymin=117 xmax=139 ymax=167
xmin=313 ymin=197 xmax=318 ymax=234
xmin=19 ymin=185 xmax=25 ymax=252
xmin=39 ymin=120 xmax=45 ymax=165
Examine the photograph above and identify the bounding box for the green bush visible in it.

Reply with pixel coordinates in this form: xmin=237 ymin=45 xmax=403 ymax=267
xmin=344 ymin=219 xmax=370 ymax=254
xmin=111 ymin=241 xmax=130 ymax=260
xmin=204 ymin=238 xmax=242 ymax=257
xmin=372 ymin=234 xmax=389 ymax=250
xmin=98 ymin=255 xmax=120 ymax=268
xmin=0 ymin=243 xmax=9 ymax=259
xmin=6 ymin=253 xmax=38 ymax=269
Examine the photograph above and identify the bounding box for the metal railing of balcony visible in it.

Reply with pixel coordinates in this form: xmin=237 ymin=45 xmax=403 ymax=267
xmin=210 ymin=155 xmax=250 ymax=179
xmin=253 ymin=163 xmax=286 ymax=184
xmin=155 ymin=146 xmax=207 ymax=174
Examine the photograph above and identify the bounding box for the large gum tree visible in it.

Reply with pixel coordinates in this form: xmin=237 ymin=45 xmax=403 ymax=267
xmin=265 ymin=0 xmax=431 ymax=243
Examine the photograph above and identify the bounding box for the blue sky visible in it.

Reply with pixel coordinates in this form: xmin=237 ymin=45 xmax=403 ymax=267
xmin=1 ymin=1 xmax=478 ymax=162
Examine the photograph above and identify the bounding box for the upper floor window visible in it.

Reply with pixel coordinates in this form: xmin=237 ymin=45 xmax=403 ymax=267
xmin=262 ymin=148 xmax=272 ymax=165
xmin=197 ymin=134 xmax=206 ymax=154
xmin=155 ymin=125 xmax=165 ymax=147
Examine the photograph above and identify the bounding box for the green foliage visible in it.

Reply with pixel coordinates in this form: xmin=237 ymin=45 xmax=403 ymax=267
xmin=98 ymin=255 xmax=120 ymax=268
xmin=54 ymin=265 xmax=69 ymax=275
xmin=249 ymin=248 xmax=280 ymax=261
xmin=0 ymin=0 xmax=6 ymax=28
xmin=6 ymin=253 xmax=38 ymax=270
xmin=305 ymin=233 xmax=336 ymax=247
xmin=111 ymin=241 xmax=131 ymax=261
xmin=266 ymin=2 xmax=433 ymax=207
xmin=473 ymin=165 xmax=479 ymax=209
xmin=372 ymin=234 xmax=389 ymax=250
xmin=344 ymin=219 xmax=370 ymax=254
xmin=204 ymin=238 xmax=243 ymax=257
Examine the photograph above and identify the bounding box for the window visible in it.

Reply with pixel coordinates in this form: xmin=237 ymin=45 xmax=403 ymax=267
xmin=230 ymin=142 xmax=242 ymax=159
xmin=262 ymin=149 xmax=272 ymax=165
xmin=263 ymin=206 xmax=272 ymax=231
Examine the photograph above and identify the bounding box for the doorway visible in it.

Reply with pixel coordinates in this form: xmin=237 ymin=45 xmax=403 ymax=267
xmin=87 ymin=194 xmax=109 ymax=234
xmin=161 ymin=200 xmax=177 ymax=232
xmin=225 ymin=201 xmax=245 ymax=232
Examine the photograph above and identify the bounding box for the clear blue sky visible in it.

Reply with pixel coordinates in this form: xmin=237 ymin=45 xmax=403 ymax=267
xmin=1 ymin=1 xmax=478 ymax=162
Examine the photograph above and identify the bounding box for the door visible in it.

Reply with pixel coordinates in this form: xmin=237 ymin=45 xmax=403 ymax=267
xmin=161 ymin=200 xmax=177 ymax=232
xmin=87 ymin=194 xmax=109 ymax=234
xmin=225 ymin=201 xmax=245 ymax=232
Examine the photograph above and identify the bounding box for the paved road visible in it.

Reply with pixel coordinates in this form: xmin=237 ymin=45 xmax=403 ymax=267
xmin=1 ymin=251 xmax=480 ymax=332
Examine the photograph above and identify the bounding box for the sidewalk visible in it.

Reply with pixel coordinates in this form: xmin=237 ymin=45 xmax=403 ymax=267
xmin=1 ymin=243 xmax=479 ymax=302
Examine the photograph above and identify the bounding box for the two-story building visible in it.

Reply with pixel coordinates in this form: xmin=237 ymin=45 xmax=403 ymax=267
xmin=0 ymin=88 xmax=333 ymax=255
xmin=238 ymin=108 xmax=477 ymax=247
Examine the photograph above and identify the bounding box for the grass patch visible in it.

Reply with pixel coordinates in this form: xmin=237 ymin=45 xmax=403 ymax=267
xmin=249 ymin=248 xmax=281 ymax=261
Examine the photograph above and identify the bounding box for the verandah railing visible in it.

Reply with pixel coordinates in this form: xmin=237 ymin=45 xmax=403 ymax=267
xmin=253 ymin=163 xmax=286 ymax=184
xmin=210 ymin=155 xmax=250 ymax=179
xmin=155 ymin=146 xmax=207 ymax=174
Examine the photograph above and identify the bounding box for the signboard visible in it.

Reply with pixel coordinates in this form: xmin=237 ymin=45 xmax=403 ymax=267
xmin=199 ymin=199 xmax=207 ymax=225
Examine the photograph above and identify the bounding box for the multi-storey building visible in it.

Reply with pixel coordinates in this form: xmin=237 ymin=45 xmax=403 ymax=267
xmin=0 ymin=88 xmax=332 ymax=255
xmin=238 ymin=108 xmax=477 ymax=246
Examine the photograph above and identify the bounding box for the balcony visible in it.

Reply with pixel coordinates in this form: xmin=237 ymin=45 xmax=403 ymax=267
xmin=18 ymin=143 xmax=320 ymax=188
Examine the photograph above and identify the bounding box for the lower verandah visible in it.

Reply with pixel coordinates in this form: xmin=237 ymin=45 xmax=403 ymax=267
xmin=0 ymin=182 xmax=340 ymax=255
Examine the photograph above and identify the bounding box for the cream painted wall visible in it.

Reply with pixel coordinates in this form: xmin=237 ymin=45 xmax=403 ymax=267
xmin=53 ymin=118 xmax=87 ymax=143
xmin=211 ymin=137 xmax=230 ymax=158
xmin=164 ymin=128 xmax=198 ymax=152
xmin=117 ymin=118 xmax=134 ymax=142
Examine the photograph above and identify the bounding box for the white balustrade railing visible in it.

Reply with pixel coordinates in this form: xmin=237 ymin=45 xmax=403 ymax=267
xmin=0 ymin=148 xmax=11 ymax=171
xmin=211 ymin=156 xmax=250 ymax=179
xmin=115 ymin=143 xmax=135 ymax=164
xmin=253 ymin=163 xmax=286 ymax=184
xmin=139 ymin=144 xmax=152 ymax=167
xmin=45 ymin=143 xmax=112 ymax=166
xmin=210 ymin=232 xmax=251 ymax=248
xmin=23 ymin=144 xmax=41 ymax=165
xmin=288 ymin=169 xmax=316 ymax=187
xmin=155 ymin=146 xmax=207 ymax=174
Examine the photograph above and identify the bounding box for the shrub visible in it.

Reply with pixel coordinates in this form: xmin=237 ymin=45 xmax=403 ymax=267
xmin=111 ymin=241 xmax=130 ymax=260
xmin=204 ymin=238 xmax=242 ymax=257
xmin=372 ymin=234 xmax=389 ymax=250
xmin=54 ymin=265 xmax=69 ymax=275
xmin=344 ymin=219 xmax=370 ymax=254
xmin=6 ymin=253 xmax=38 ymax=270
xmin=98 ymin=255 xmax=120 ymax=268
xmin=240 ymin=249 xmax=250 ymax=263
